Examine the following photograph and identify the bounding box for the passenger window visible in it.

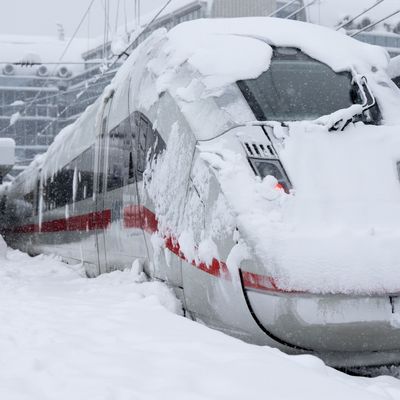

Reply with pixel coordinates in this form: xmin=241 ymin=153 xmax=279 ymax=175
xmin=107 ymin=126 xmax=124 ymax=192
xmin=137 ymin=115 xmax=148 ymax=174
xmin=128 ymin=152 xmax=134 ymax=181
xmin=76 ymin=146 xmax=94 ymax=201
xmin=136 ymin=112 xmax=165 ymax=176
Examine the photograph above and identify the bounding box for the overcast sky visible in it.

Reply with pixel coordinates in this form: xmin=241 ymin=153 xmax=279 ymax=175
xmin=0 ymin=0 xmax=166 ymax=38
xmin=0 ymin=0 xmax=399 ymax=39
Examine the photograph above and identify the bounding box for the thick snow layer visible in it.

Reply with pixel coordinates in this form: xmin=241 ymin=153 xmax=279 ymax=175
xmin=200 ymin=120 xmax=400 ymax=294
xmin=167 ymin=17 xmax=389 ymax=76
xmin=1 ymin=247 xmax=400 ymax=399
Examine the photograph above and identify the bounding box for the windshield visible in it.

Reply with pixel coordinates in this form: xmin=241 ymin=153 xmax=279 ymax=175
xmin=238 ymin=48 xmax=361 ymax=122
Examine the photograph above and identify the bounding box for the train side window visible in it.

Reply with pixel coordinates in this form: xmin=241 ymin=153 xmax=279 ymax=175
xmin=137 ymin=115 xmax=148 ymax=174
xmin=126 ymin=114 xmax=137 ymax=184
xmin=107 ymin=125 xmax=124 ymax=192
xmin=54 ymin=166 xmax=73 ymax=208
xmin=128 ymin=152 xmax=134 ymax=181
xmin=76 ymin=146 xmax=94 ymax=201
xmin=136 ymin=113 xmax=165 ymax=176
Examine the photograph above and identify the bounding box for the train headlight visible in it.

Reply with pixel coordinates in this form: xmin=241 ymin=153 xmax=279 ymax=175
xmin=249 ymin=158 xmax=292 ymax=194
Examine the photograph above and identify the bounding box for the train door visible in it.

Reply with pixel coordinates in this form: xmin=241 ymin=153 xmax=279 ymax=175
xmin=102 ymin=117 xmax=135 ymax=271
xmin=136 ymin=112 xmax=185 ymax=288
xmin=94 ymin=95 xmax=113 ymax=274
xmin=122 ymin=113 xmax=151 ymax=269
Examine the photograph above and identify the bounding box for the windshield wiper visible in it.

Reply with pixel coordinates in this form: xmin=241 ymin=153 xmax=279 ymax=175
xmin=322 ymin=75 xmax=376 ymax=132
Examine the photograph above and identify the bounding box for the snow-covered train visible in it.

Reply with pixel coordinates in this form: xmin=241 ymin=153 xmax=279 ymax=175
xmin=3 ymin=18 xmax=400 ymax=368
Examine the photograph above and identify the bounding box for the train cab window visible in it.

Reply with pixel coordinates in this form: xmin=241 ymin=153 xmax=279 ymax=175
xmin=238 ymin=48 xmax=364 ymax=122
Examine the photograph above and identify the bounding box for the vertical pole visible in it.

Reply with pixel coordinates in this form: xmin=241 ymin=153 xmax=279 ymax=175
xmin=135 ymin=0 xmax=141 ymax=30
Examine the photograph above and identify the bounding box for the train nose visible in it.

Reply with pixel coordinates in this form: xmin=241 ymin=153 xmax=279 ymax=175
xmin=240 ymin=270 xmax=400 ymax=353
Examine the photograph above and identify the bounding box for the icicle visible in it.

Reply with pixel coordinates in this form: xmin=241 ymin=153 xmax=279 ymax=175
xmin=72 ymin=166 xmax=78 ymax=205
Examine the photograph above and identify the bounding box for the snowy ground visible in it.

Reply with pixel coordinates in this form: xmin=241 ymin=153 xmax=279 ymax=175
xmin=1 ymin=244 xmax=400 ymax=399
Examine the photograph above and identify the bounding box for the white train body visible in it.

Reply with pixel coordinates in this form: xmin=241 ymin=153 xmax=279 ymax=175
xmin=4 ymin=18 xmax=400 ymax=367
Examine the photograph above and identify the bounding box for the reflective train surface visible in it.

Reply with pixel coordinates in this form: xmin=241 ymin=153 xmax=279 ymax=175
xmin=3 ymin=18 xmax=400 ymax=368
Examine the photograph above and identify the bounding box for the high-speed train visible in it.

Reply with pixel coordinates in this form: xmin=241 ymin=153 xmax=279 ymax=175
xmin=3 ymin=17 xmax=400 ymax=368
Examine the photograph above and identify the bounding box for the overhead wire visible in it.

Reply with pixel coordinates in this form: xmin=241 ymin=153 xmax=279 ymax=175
xmin=32 ymin=0 xmax=174 ymax=141
xmin=351 ymin=7 xmax=400 ymax=37
xmin=284 ymin=0 xmax=317 ymax=20
xmin=267 ymin=0 xmax=299 ymax=18
xmin=336 ymin=0 xmax=385 ymax=31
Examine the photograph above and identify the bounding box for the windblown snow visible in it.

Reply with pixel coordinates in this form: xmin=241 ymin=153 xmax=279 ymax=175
xmin=1 ymin=244 xmax=400 ymax=400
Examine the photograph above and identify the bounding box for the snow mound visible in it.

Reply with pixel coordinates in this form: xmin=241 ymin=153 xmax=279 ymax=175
xmin=200 ymin=121 xmax=400 ymax=294
xmin=0 ymin=245 xmax=400 ymax=399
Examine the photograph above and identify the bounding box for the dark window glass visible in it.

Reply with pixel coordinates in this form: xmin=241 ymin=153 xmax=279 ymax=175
xmin=54 ymin=167 xmax=73 ymax=208
xmin=136 ymin=112 xmax=165 ymax=178
xmin=107 ymin=125 xmax=125 ymax=192
xmin=128 ymin=152 xmax=134 ymax=181
xmin=238 ymin=48 xmax=361 ymax=122
xmin=137 ymin=115 xmax=148 ymax=174
xmin=76 ymin=146 xmax=94 ymax=201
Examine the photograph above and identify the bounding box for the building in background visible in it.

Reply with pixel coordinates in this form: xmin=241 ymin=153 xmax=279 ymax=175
xmin=347 ymin=31 xmax=400 ymax=58
xmin=0 ymin=0 xmax=308 ymax=178
xmin=0 ymin=36 xmax=93 ymax=177
xmin=274 ymin=0 xmax=307 ymax=21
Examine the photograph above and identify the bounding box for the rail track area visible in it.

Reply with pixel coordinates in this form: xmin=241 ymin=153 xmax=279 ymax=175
xmin=0 ymin=241 xmax=399 ymax=399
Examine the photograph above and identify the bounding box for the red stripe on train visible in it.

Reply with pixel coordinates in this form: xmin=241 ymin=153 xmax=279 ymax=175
xmin=123 ymin=205 xmax=158 ymax=232
xmin=123 ymin=206 xmax=230 ymax=279
xmin=12 ymin=206 xmax=286 ymax=293
xmin=12 ymin=210 xmax=111 ymax=234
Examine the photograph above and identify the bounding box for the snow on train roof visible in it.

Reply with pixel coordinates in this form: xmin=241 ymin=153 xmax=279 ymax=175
xmin=167 ymin=17 xmax=389 ymax=80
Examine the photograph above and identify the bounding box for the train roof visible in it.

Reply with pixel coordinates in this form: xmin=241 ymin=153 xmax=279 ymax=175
xmin=167 ymin=17 xmax=389 ymax=81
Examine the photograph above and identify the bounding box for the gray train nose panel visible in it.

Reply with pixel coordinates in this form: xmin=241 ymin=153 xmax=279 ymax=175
xmin=243 ymin=284 xmax=400 ymax=352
